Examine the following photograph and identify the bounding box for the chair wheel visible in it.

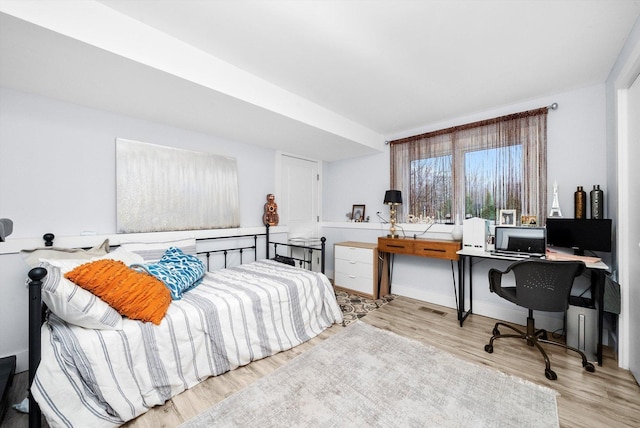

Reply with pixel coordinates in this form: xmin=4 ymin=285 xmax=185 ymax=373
xmin=492 ymin=327 xmax=500 ymax=336
xmin=484 ymin=344 xmax=493 ymax=353
xmin=584 ymin=362 xmax=595 ymax=373
xmin=545 ymin=369 xmax=557 ymax=380
xmin=540 ymin=331 xmax=548 ymax=340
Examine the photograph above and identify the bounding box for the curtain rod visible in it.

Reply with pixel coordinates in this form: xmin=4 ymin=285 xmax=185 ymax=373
xmin=386 ymin=103 xmax=557 ymax=145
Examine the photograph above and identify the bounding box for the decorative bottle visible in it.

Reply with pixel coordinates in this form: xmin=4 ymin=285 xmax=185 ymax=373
xmin=590 ymin=185 xmax=604 ymax=219
xmin=574 ymin=186 xmax=586 ymax=219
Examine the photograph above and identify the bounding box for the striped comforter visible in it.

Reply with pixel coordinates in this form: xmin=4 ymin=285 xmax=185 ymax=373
xmin=32 ymin=260 xmax=343 ymax=427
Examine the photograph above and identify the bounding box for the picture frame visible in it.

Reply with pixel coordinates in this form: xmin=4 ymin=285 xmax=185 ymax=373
xmin=498 ymin=209 xmax=516 ymax=226
xmin=116 ymin=138 xmax=240 ymax=233
xmin=351 ymin=204 xmax=366 ymax=222
xmin=521 ymin=215 xmax=538 ymax=226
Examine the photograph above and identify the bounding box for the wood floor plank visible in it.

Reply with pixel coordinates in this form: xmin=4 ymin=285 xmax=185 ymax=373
xmin=3 ymin=296 xmax=639 ymax=428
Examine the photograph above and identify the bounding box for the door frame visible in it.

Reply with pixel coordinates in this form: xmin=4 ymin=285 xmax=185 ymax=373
xmin=613 ymin=40 xmax=640 ymax=371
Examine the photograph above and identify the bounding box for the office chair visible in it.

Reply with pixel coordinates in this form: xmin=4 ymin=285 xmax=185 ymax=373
xmin=484 ymin=259 xmax=595 ymax=380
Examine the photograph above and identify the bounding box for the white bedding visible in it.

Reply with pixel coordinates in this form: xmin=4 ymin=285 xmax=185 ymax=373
xmin=32 ymin=260 xmax=343 ymax=427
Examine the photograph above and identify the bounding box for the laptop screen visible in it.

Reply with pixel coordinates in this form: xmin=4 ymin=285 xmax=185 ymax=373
xmin=494 ymin=226 xmax=546 ymax=255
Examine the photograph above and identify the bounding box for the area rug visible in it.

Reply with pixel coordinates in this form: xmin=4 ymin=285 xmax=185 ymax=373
xmin=180 ymin=322 xmax=558 ymax=428
xmin=334 ymin=291 xmax=395 ymax=326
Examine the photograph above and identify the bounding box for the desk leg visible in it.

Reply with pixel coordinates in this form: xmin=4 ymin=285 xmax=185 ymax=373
xmin=458 ymin=255 xmax=473 ymax=327
xmin=458 ymin=257 xmax=463 ymax=322
xmin=379 ymin=252 xmax=391 ymax=297
xmin=469 ymin=256 xmax=473 ymax=317
xmin=594 ymin=270 xmax=605 ymax=366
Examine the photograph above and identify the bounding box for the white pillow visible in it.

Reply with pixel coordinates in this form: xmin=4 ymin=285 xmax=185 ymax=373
xmin=119 ymin=238 xmax=197 ymax=263
xmin=38 ymin=247 xmax=145 ymax=330
xmin=46 ymin=247 xmax=145 ymax=272
xmin=21 ymin=239 xmax=110 ymax=268
xmin=39 ymin=263 xmax=123 ymax=330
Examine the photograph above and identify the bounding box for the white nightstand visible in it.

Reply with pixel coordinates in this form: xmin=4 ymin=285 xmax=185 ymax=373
xmin=334 ymin=241 xmax=379 ymax=299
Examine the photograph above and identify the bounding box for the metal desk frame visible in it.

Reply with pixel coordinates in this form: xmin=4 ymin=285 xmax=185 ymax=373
xmin=457 ymin=249 xmax=609 ymax=366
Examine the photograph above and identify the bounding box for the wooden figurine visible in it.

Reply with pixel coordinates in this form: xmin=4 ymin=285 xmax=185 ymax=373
xmin=263 ymin=194 xmax=279 ymax=226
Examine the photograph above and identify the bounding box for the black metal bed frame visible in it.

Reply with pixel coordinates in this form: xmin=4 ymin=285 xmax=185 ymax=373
xmin=26 ymin=225 xmax=325 ymax=427
xmin=197 ymin=225 xmax=326 ymax=272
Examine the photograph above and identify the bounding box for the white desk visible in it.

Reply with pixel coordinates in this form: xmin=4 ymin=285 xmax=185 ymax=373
xmin=456 ymin=248 xmax=609 ymax=365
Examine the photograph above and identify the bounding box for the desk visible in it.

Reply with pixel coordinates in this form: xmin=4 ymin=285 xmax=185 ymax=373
xmin=377 ymin=236 xmax=462 ymax=303
xmin=457 ymin=249 xmax=609 ymax=365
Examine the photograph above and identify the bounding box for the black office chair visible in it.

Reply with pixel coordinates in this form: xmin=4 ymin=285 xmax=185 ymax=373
xmin=484 ymin=259 xmax=595 ymax=380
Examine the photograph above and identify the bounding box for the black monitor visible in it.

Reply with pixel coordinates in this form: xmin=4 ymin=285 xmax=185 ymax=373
xmin=545 ymin=218 xmax=612 ymax=254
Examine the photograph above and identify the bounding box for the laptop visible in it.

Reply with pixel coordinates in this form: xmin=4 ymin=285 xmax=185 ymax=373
xmin=492 ymin=226 xmax=546 ymax=258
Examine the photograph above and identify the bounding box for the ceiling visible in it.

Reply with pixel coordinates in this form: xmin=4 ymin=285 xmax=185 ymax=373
xmin=1 ymin=0 xmax=639 ymax=161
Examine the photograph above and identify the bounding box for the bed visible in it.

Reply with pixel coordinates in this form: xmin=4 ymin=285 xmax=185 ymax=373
xmin=25 ymin=227 xmax=343 ymax=427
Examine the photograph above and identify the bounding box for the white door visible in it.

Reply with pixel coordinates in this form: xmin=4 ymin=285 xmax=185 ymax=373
xmin=279 ymin=154 xmax=321 ymax=269
xmin=625 ymin=74 xmax=640 ymax=381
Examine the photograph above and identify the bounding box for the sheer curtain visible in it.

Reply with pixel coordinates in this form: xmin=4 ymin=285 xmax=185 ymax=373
xmin=390 ymin=108 xmax=548 ymax=225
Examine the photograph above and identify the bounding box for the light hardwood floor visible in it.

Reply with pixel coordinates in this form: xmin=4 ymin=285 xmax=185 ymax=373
xmin=3 ymin=296 xmax=640 ymax=427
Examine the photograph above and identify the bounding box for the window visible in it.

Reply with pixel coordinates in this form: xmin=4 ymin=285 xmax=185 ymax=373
xmin=390 ymin=108 xmax=548 ymax=225
xmin=464 ymin=145 xmax=523 ymax=221
xmin=410 ymin=154 xmax=452 ymax=220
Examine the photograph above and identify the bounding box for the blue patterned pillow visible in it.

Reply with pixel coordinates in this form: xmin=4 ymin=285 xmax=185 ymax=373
xmin=131 ymin=247 xmax=205 ymax=300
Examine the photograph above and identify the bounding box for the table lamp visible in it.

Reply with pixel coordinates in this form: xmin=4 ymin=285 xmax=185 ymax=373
xmin=0 ymin=218 xmax=13 ymax=242
xmin=384 ymin=190 xmax=402 ymax=238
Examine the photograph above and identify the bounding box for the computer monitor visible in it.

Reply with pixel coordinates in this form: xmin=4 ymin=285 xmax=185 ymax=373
xmin=545 ymin=218 xmax=612 ymax=254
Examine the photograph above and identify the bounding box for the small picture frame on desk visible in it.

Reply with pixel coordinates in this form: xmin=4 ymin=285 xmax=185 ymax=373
xmin=498 ymin=209 xmax=516 ymax=226
xmin=521 ymin=215 xmax=538 ymax=226
xmin=351 ymin=204 xmax=366 ymax=222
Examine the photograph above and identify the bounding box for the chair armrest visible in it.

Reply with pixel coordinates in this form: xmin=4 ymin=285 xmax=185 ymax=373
xmin=488 ymin=268 xmax=503 ymax=294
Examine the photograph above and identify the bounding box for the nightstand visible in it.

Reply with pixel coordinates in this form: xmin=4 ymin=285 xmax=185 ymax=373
xmin=334 ymin=242 xmax=379 ymax=299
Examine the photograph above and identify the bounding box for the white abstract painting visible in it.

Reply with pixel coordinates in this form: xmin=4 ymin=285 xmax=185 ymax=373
xmin=116 ymin=138 xmax=240 ymax=233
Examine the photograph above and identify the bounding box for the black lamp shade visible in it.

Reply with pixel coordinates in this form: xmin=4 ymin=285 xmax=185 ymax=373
xmin=384 ymin=190 xmax=402 ymax=205
xmin=0 ymin=218 xmax=13 ymax=242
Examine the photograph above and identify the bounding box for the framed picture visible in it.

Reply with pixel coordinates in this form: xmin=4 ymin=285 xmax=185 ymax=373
xmin=521 ymin=215 xmax=538 ymax=226
xmin=351 ymin=204 xmax=366 ymax=222
xmin=498 ymin=209 xmax=516 ymax=226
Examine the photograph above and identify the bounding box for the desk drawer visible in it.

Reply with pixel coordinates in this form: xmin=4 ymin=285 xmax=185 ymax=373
xmin=414 ymin=240 xmax=460 ymax=261
xmin=335 ymin=245 xmax=374 ymax=264
xmin=377 ymin=238 xmax=415 ymax=255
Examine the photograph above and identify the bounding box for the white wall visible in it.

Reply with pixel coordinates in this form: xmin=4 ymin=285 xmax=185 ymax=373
xmin=0 ymin=87 xmax=279 ymax=370
xmin=322 ymin=84 xmax=609 ymax=335
xmin=0 ymin=87 xmax=275 ymax=238
xmin=323 ymin=152 xmax=390 ymax=223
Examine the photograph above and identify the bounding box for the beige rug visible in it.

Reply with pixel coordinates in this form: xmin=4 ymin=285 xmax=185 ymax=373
xmin=180 ymin=322 xmax=559 ymax=428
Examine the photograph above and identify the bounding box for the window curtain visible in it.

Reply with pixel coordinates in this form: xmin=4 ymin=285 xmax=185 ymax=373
xmin=391 ymin=133 xmax=453 ymax=222
xmin=390 ymin=107 xmax=548 ymax=224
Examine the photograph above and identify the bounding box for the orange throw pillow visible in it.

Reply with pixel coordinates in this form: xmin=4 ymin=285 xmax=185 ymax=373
xmin=65 ymin=259 xmax=171 ymax=325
